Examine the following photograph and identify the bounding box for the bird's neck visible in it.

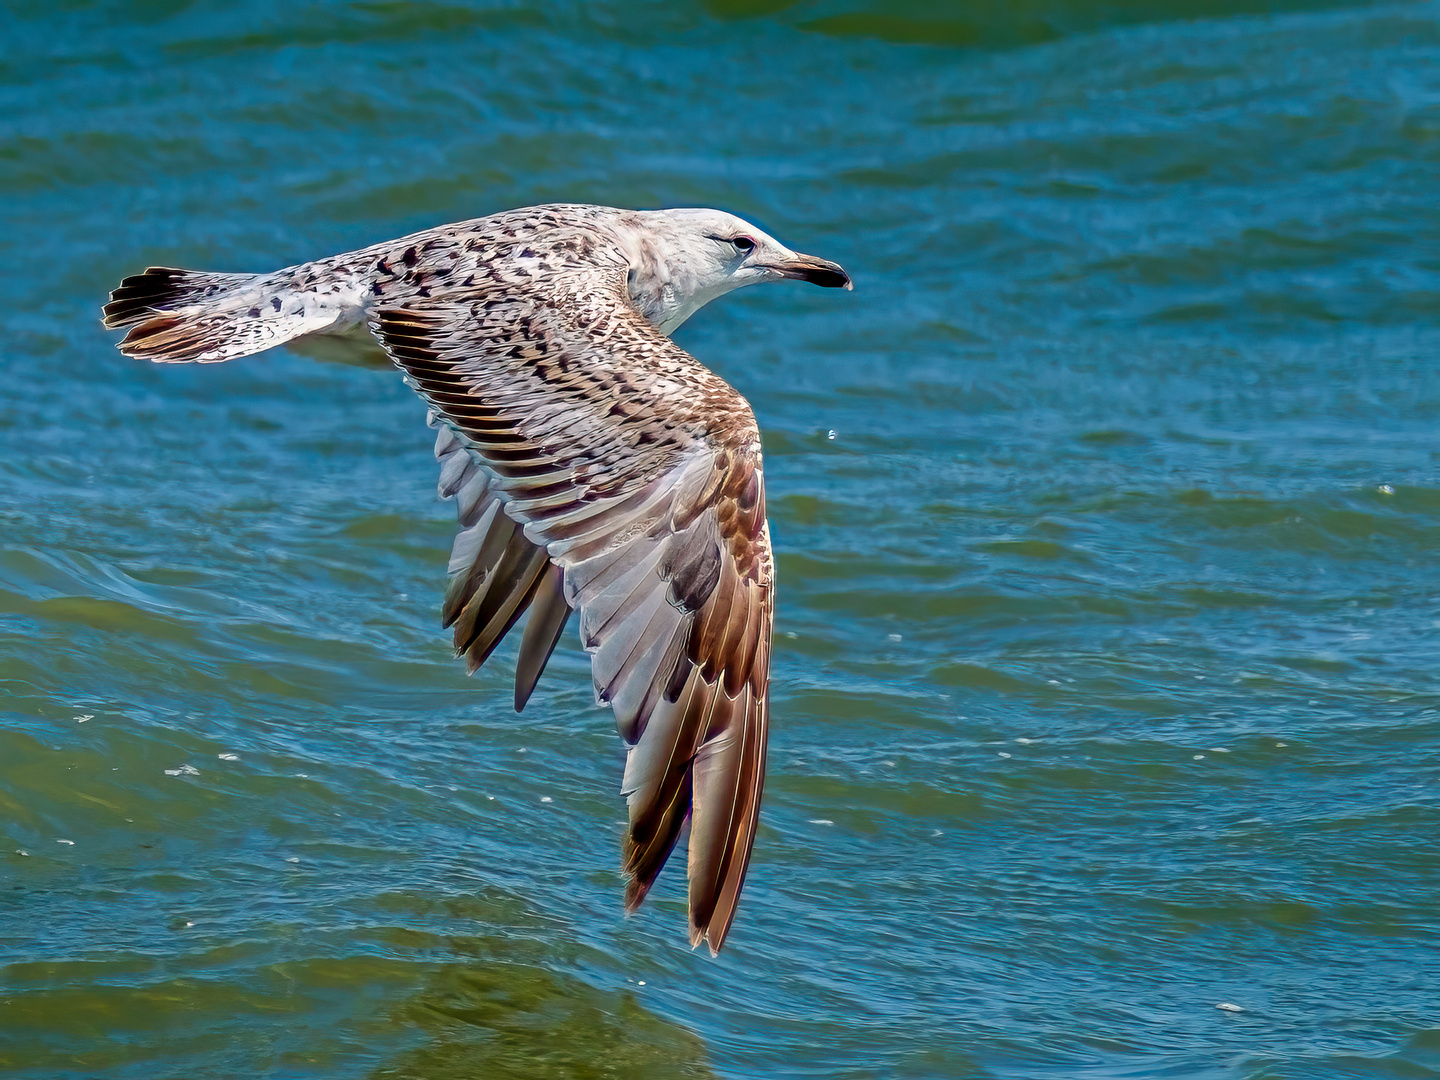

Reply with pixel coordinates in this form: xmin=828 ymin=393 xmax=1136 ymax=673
xmin=617 ymin=228 xmax=736 ymax=337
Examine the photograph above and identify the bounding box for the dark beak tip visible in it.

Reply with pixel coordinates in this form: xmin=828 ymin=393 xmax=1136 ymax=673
xmin=771 ymin=257 xmax=852 ymax=290
xmin=805 ymin=266 xmax=852 ymax=290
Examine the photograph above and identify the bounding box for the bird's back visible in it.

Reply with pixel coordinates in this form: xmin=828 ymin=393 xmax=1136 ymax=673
xmin=102 ymin=205 xmax=641 ymax=365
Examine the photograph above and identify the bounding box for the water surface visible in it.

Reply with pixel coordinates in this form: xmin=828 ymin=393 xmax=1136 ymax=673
xmin=3 ymin=2 xmax=1440 ymax=1077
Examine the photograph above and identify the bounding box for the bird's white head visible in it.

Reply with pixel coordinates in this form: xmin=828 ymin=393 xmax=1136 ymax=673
xmin=614 ymin=208 xmax=852 ymax=335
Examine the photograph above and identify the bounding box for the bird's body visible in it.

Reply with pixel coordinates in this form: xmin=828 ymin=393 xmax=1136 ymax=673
xmin=103 ymin=203 xmax=850 ymax=953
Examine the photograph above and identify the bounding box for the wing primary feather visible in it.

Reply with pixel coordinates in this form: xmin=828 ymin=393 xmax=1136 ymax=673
xmin=458 ymin=540 xmax=551 ymax=673
xmin=589 ymin=588 xmax=677 ymax=708
xmin=688 ymin=677 xmax=767 ymax=955
xmin=622 ymin=669 xmax=714 ymax=906
xmin=623 ymin=771 xmax=692 ymax=912
xmin=623 ymin=667 xmax=715 ymax=846
xmin=609 ymin=622 xmax=689 ymax=744
xmin=575 ymin=543 xmax=668 ymax=650
xmin=691 ymin=559 xmax=739 ymax=678
xmin=442 ymin=501 xmax=510 ymax=626
xmin=446 ymin=498 xmax=500 ymax=578
xmin=687 ymin=691 xmax=742 ymax=944
xmin=702 ymin=685 xmax=768 ymax=955
xmin=514 ymin=562 xmax=571 ymax=711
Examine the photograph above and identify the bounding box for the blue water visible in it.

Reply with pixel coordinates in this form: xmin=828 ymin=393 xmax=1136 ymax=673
xmin=3 ymin=2 xmax=1440 ymax=1077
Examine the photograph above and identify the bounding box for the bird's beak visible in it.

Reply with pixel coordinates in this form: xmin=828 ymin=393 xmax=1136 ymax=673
xmin=767 ymin=253 xmax=853 ymax=290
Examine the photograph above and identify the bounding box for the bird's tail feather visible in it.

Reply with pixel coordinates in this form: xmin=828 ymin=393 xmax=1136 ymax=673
xmin=102 ymin=265 xmax=349 ymax=364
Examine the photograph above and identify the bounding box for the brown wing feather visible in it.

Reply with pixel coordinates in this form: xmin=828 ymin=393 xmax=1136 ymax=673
xmin=378 ymin=267 xmax=774 ymax=954
xmin=431 ymin=413 xmax=562 ymax=678
xmin=514 ymin=563 xmax=571 ymax=711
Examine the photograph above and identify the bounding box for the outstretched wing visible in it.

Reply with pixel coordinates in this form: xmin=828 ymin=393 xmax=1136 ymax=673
xmin=375 ymin=265 xmax=773 ymax=954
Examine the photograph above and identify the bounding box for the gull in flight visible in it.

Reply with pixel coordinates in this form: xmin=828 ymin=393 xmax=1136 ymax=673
xmin=102 ymin=203 xmax=851 ymax=953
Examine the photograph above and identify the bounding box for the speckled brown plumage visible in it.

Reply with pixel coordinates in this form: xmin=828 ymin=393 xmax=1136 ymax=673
xmin=102 ymin=203 xmax=850 ymax=954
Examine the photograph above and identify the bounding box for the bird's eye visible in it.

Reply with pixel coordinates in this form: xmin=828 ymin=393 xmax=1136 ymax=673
xmin=732 ymin=236 xmax=756 ymax=253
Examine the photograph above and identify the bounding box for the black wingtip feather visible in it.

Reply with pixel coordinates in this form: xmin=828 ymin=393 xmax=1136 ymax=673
xmin=102 ymin=267 xmax=191 ymax=328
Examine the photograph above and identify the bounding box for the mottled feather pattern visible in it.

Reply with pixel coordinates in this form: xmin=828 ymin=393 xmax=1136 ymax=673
xmin=374 ymin=261 xmax=775 ymax=953
xmin=103 ymin=202 xmax=850 ymax=953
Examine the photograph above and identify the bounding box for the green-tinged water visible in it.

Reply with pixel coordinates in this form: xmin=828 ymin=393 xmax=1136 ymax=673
xmin=3 ymin=2 xmax=1439 ymax=1077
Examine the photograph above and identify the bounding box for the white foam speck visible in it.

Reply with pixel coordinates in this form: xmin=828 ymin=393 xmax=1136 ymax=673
xmin=518 ymin=747 xmax=527 ymax=753
xmin=487 ymin=795 xmax=496 ymax=801
xmin=1209 ymin=747 xmax=1231 ymax=753
xmin=164 ymin=764 xmax=199 ymax=777
xmin=808 ymin=818 xmax=834 ymax=826
xmin=638 ymin=980 xmax=646 ymax=986
xmin=1379 ymin=484 xmax=1395 ymax=495
xmin=286 ymin=857 xmax=300 ymax=864
xmin=217 ymin=753 xmax=239 ymax=761
xmin=931 ymin=829 xmax=943 ymax=837
xmin=887 ymin=632 xmax=902 ymax=642
xmin=1275 ymin=742 xmax=1288 ymax=748
xmin=1193 ymin=754 xmax=1205 ymax=761
xmin=1015 ymin=738 xmax=1036 ymax=745
xmin=827 ymin=429 xmax=837 ymax=440
xmin=997 ymin=752 xmax=1011 ymax=759
xmin=56 ymin=839 xmax=74 ymax=846
xmin=540 ymin=796 xmax=553 ymax=803
xmin=1048 ymin=679 xmax=1061 ymax=685
xmin=185 ymin=921 xmax=193 ymax=928
xmin=785 ymin=631 xmax=798 ymax=639
xmin=74 ymin=714 xmax=93 ymax=723
xmin=15 ymin=850 xmax=29 ymax=857
xmin=1216 ymin=1002 xmax=1245 ymax=1012
xmin=882 ymin=760 xmax=895 ymax=767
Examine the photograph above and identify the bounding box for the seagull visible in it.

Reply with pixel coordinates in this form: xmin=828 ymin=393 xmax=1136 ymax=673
xmin=102 ymin=203 xmax=851 ymax=954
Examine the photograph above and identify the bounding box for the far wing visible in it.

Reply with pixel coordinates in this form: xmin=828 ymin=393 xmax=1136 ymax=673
xmin=375 ymin=269 xmax=773 ymax=954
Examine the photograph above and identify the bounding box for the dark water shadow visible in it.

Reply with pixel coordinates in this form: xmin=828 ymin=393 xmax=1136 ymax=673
xmin=708 ymin=0 xmax=1374 ymax=49
xmin=2 ymin=880 xmax=715 ymax=1080
xmin=371 ymin=958 xmax=714 ymax=1080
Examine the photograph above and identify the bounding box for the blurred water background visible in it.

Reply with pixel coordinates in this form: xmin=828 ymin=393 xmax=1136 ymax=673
xmin=3 ymin=1 xmax=1440 ymax=1077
